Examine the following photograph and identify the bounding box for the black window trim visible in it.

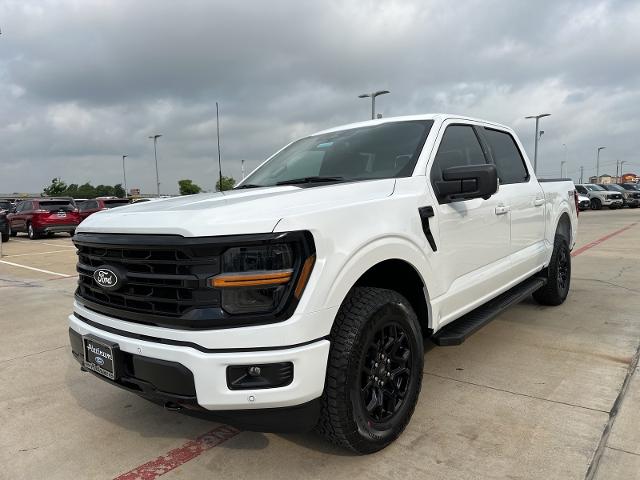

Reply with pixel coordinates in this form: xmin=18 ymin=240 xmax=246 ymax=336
xmin=478 ymin=126 xmax=531 ymax=185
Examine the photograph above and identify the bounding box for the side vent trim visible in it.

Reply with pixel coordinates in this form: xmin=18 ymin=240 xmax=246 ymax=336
xmin=418 ymin=206 xmax=437 ymax=252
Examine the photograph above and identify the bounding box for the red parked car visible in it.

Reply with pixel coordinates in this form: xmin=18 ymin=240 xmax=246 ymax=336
xmin=78 ymin=197 xmax=130 ymax=221
xmin=8 ymin=198 xmax=81 ymax=239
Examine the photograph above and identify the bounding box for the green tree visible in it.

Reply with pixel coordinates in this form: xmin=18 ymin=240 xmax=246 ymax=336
xmin=94 ymin=184 xmax=115 ymax=197
xmin=77 ymin=183 xmax=96 ymax=199
xmin=65 ymin=184 xmax=79 ymax=198
xmin=215 ymin=176 xmax=236 ymax=192
xmin=113 ymin=184 xmax=126 ymax=198
xmin=43 ymin=178 xmax=68 ymax=196
xmin=178 ymin=179 xmax=202 ymax=195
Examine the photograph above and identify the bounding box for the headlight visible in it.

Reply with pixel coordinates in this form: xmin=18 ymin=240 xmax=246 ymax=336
xmin=209 ymin=238 xmax=315 ymax=315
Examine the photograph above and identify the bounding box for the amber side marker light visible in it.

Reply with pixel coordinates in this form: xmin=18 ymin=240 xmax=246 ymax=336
xmin=294 ymin=254 xmax=316 ymax=299
xmin=211 ymin=270 xmax=293 ymax=288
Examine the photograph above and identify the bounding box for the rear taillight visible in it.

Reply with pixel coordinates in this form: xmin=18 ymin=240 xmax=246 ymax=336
xmin=573 ymin=190 xmax=579 ymax=217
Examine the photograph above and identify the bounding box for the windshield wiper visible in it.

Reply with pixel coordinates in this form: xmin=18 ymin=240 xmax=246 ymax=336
xmin=234 ymin=183 xmax=264 ymax=189
xmin=275 ymin=176 xmax=346 ymax=186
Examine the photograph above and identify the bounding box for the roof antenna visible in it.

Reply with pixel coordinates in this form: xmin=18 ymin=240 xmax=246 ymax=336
xmin=216 ymin=102 xmax=223 ymax=192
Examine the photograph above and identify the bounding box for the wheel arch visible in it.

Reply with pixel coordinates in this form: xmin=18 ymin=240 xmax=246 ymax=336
xmin=353 ymin=259 xmax=431 ymax=334
xmin=555 ymin=211 xmax=572 ymax=244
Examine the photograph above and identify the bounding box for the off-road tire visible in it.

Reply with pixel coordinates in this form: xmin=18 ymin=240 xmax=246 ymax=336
xmin=533 ymin=234 xmax=571 ymax=306
xmin=317 ymin=287 xmax=424 ymax=454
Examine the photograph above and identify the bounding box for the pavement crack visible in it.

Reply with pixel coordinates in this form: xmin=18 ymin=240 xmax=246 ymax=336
xmin=573 ymin=277 xmax=640 ymax=294
xmin=584 ymin=339 xmax=640 ymax=480
xmin=605 ymin=446 xmax=640 ymax=457
xmin=423 ymin=371 xmax=609 ymax=413
xmin=0 ymin=345 xmax=67 ymax=365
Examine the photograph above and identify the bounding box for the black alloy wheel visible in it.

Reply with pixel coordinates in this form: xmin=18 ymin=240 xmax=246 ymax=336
xmin=358 ymin=322 xmax=413 ymax=423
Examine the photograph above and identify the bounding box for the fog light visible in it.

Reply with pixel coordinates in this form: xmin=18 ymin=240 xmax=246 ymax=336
xmin=226 ymin=362 xmax=293 ymax=390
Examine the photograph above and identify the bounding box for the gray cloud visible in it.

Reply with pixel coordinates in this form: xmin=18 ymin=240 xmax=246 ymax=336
xmin=1 ymin=0 xmax=640 ymax=194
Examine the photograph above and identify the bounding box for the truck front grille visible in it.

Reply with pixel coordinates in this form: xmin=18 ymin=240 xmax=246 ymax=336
xmin=74 ymin=233 xmax=225 ymax=327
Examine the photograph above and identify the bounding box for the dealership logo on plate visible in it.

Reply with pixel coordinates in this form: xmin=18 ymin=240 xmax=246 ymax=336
xmin=93 ymin=268 xmax=120 ymax=290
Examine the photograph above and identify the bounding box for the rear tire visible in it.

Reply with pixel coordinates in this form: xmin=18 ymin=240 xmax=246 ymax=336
xmin=1 ymin=232 xmax=8 ymax=242
xmin=317 ymin=287 xmax=424 ymax=454
xmin=27 ymin=223 xmax=38 ymax=240
xmin=590 ymin=198 xmax=602 ymax=210
xmin=533 ymin=234 xmax=571 ymax=306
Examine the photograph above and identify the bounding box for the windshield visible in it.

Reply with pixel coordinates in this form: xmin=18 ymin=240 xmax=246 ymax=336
xmin=104 ymin=199 xmax=130 ymax=208
xmin=39 ymin=201 xmax=75 ymax=212
xmin=240 ymin=121 xmax=433 ymax=188
xmin=586 ymin=184 xmax=605 ymax=191
xmin=603 ymin=184 xmax=624 ymax=192
xmin=622 ymin=183 xmax=640 ymax=191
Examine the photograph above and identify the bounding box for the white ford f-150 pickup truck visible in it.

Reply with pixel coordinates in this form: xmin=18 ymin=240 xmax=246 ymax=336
xmin=69 ymin=114 xmax=578 ymax=453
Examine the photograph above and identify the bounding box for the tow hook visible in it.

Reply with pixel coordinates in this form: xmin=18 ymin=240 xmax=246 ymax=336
xmin=164 ymin=401 xmax=183 ymax=412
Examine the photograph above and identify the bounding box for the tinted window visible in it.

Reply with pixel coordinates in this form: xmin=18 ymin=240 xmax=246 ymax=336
xmin=104 ymin=199 xmax=130 ymax=208
xmin=483 ymin=128 xmax=529 ymax=184
xmin=430 ymin=125 xmax=487 ymax=184
xmin=39 ymin=201 xmax=75 ymax=212
xmin=0 ymin=201 xmax=11 ymax=211
xmin=79 ymin=200 xmax=98 ymax=211
xmin=242 ymin=121 xmax=433 ymax=187
xmin=575 ymin=185 xmax=588 ymax=194
xmin=21 ymin=201 xmax=33 ymax=211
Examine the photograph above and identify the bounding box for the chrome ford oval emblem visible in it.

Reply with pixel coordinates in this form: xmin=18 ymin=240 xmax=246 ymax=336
xmin=95 ymin=356 xmax=105 ymax=366
xmin=93 ymin=267 xmax=119 ymax=290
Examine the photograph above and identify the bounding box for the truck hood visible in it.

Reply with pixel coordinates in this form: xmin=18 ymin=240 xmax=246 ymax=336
xmin=77 ymin=179 xmax=396 ymax=237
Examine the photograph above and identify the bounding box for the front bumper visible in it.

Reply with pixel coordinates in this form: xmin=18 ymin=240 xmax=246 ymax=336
xmin=68 ymin=313 xmax=330 ymax=412
xmin=624 ymin=198 xmax=640 ymax=207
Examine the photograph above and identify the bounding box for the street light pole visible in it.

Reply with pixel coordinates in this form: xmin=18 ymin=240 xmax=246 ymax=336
xmin=596 ymin=146 xmax=606 ymax=181
xmin=122 ymin=155 xmax=128 ymax=198
xmin=149 ymin=134 xmax=162 ymax=197
xmin=579 ymin=166 xmax=584 ymax=184
xmin=358 ymin=90 xmax=390 ymax=119
xmin=620 ymin=161 xmax=626 ymax=181
xmin=524 ymin=113 xmax=551 ymax=174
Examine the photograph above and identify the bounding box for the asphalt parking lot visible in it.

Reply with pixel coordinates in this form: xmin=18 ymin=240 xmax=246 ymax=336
xmin=1 ymin=210 xmax=639 ymax=480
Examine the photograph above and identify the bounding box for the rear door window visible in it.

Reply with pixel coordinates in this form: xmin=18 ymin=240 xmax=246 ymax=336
xmin=483 ymin=128 xmax=529 ymax=184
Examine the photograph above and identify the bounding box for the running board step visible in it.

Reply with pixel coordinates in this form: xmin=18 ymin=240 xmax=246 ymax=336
xmin=431 ymin=277 xmax=547 ymax=346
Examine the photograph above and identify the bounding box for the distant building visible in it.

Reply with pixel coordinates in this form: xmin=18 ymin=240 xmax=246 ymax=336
xmin=588 ymin=174 xmax=614 ymax=184
xmin=620 ymin=173 xmax=638 ymax=183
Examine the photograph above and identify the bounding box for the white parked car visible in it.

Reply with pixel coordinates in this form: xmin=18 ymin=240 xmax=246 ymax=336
xmin=575 ymin=184 xmax=623 ymax=210
xmin=68 ymin=114 xmax=578 ymax=453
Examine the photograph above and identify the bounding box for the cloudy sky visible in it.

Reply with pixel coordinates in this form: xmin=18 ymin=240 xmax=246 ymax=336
xmin=1 ymin=0 xmax=639 ymax=194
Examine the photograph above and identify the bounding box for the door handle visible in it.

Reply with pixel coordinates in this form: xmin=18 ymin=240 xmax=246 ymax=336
xmin=534 ymin=198 xmax=545 ymax=207
xmin=495 ymin=205 xmax=510 ymax=215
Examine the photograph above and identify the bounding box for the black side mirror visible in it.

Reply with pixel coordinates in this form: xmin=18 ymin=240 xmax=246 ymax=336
xmin=435 ymin=164 xmax=498 ymax=203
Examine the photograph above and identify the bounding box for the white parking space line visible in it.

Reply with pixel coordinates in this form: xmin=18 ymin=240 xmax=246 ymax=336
xmin=5 ymin=249 xmax=75 ymax=258
xmin=0 ymin=259 xmax=74 ymax=277
xmin=12 ymin=239 xmax=76 ymax=248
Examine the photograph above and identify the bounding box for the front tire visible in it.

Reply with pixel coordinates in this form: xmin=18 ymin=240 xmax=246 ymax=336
xmin=533 ymin=234 xmax=571 ymax=306
xmin=590 ymin=198 xmax=602 ymax=210
xmin=317 ymin=287 xmax=424 ymax=454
